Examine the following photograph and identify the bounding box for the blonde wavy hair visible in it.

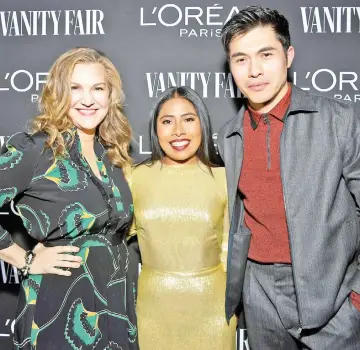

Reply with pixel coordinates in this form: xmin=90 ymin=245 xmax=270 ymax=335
xmin=31 ymin=47 xmax=132 ymax=168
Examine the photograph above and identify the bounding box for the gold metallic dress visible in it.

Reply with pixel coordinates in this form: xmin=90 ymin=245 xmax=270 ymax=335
xmin=130 ymin=161 xmax=236 ymax=350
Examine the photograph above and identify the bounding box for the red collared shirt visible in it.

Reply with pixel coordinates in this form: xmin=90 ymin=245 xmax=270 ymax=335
xmin=239 ymin=84 xmax=292 ymax=263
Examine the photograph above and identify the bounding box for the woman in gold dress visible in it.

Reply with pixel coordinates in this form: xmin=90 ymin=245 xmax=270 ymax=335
xmin=130 ymin=86 xmax=237 ymax=349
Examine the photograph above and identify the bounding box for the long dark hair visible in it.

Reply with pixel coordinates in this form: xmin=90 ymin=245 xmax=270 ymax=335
xmin=140 ymin=86 xmax=221 ymax=169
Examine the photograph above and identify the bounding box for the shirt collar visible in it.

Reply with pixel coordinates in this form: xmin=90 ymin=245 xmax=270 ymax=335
xmin=225 ymin=83 xmax=319 ymax=138
xmin=247 ymin=83 xmax=292 ymax=130
xmin=67 ymin=128 xmax=107 ymax=160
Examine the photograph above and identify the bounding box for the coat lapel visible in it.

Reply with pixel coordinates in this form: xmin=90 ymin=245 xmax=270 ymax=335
xmin=224 ymin=105 xmax=245 ymax=226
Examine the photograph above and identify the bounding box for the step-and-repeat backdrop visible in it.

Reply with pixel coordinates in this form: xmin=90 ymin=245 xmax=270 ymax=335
xmin=1 ymin=0 xmax=359 ymax=348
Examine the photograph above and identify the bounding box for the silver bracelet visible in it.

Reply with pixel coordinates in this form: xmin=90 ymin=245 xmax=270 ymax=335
xmin=18 ymin=250 xmax=36 ymax=278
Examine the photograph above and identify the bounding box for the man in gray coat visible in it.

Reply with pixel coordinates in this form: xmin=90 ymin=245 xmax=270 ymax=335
xmin=217 ymin=5 xmax=360 ymax=349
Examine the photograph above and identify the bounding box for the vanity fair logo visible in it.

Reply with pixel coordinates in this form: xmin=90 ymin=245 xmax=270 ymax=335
xmin=0 ymin=260 xmax=19 ymax=284
xmin=301 ymin=7 xmax=360 ymax=33
xmin=237 ymin=329 xmax=250 ymax=350
xmin=0 ymin=9 xmax=105 ymax=36
xmin=145 ymin=70 xmax=360 ymax=102
xmin=146 ymin=72 xmax=242 ymax=98
xmin=140 ymin=4 xmax=241 ymax=38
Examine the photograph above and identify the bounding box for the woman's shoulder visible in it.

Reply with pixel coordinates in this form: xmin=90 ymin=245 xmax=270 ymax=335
xmin=1 ymin=132 xmax=49 ymax=171
xmin=128 ymin=161 xmax=158 ymax=185
xmin=131 ymin=161 xmax=160 ymax=175
xmin=6 ymin=131 xmax=47 ymax=151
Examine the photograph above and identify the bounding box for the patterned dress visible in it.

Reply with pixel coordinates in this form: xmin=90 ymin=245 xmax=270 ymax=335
xmin=0 ymin=131 xmax=138 ymax=350
xmin=130 ymin=162 xmax=237 ymax=350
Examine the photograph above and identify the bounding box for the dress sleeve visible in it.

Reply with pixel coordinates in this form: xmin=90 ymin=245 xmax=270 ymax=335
xmin=0 ymin=133 xmax=39 ymax=249
xmin=220 ymin=171 xmax=230 ymax=272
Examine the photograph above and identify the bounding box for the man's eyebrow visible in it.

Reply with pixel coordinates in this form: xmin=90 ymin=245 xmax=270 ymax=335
xmin=230 ymin=46 xmax=276 ymax=59
xmin=257 ymin=46 xmax=276 ymax=53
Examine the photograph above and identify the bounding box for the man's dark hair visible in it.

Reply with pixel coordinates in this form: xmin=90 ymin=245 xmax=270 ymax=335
xmin=221 ymin=6 xmax=291 ymax=57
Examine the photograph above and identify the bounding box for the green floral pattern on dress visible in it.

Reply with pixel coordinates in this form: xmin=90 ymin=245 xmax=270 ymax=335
xmin=0 ymin=187 xmax=17 ymax=206
xmin=42 ymin=158 xmax=88 ymax=191
xmin=0 ymin=132 xmax=137 ymax=350
xmin=0 ymin=144 xmax=23 ymax=170
xmin=65 ymin=298 xmax=102 ymax=350
xmin=17 ymin=205 xmax=51 ymax=237
xmin=59 ymin=202 xmax=96 ymax=238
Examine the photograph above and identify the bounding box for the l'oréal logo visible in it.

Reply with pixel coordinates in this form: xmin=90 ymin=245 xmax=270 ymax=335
xmin=140 ymin=4 xmax=240 ymax=38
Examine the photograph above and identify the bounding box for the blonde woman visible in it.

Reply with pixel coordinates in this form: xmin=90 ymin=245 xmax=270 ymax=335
xmin=0 ymin=48 xmax=138 ymax=349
